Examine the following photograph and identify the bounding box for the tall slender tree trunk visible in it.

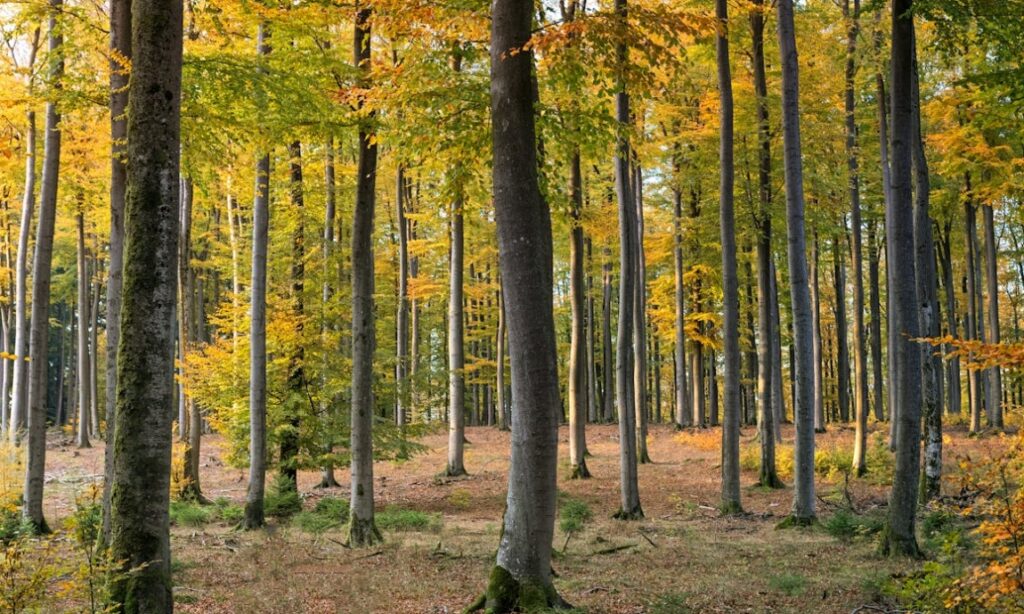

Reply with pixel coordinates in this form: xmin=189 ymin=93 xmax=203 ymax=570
xmin=716 ymin=0 xmax=742 ymax=513
xmin=910 ymin=45 xmax=942 ymax=501
xmin=938 ymin=223 xmax=961 ymax=416
xmin=568 ymin=152 xmax=589 ymax=478
xmin=496 ymin=285 xmax=509 ymax=430
xmin=10 ymin=109 xmax=37 ymax=442
xmin=601 ymin=251 xmax=614 ymax=422
xmin=446 ymin=190 xmax=467 ymax=476
xmin=810 ymin=233 xmax=825 ymax=432
xmin=348 ymin=5 xmax=381 ymax=546
xmin=868 ymin=220 xmax=885 ymax=421
xmin=776 ymin=0 xmax=816 ymax=524
xmin=613 ymin=0 xmax=642 ymax=520
xmin=179 ymin=179 xmax=205 ymax=501
xmin=633 ymin=166 xmax=651 ymax=464
xmin=834 ymin=236 xmax=851 ymax=423
xmin=108 ymin=0 xmax=182 ymax=604
xmin=882 ymin=0 xmax=924 ymax=558
xmin=843 ymin=0 xmax=869 ymax=476
xmin=964 ymin=182 xmax=982 ymax=433
xmin=982 ymin=203 xmax=1002 ymax=428
xmin=244 ymin=24 xmax=270 ymax=530
xmin=318 ymin=137 xmax=341 ymax=487
xmin=280 ymin=141 xmax=304 ymax=489
xmin=672 ymin=180 xmax=690 ymax=427
xmin=770 ymin=259 xmax=784 ymax=440
xmin=469 ymin=0 xmax=570 ymax=606
xmin=396 ymin=165 xmax=410 ymax=428
xmin=76 ymin=212 xmax=92 ymax=449
xmin=586 ymin=239 xmax=599 ymax=425
xmin=22 ymin=0 xmax=63 ymax=532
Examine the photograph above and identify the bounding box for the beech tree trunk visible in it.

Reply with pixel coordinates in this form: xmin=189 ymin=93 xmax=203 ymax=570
xmin=613 ymin=0 xmax=642 ymax=520
xmin=776 ymin=0 xmax=816 ymax=524
xmin=243 ymin=23 xmax=270 ymax=530
xmin=76 ymin=212 xmax=91 ymax=449
xmin=470 ymin=0 xmax=569 ymax=607
xmin=446 ymin=189 xmax=467 ymax=476
xmin=882 ymin=0 xmax=924 ymax=558
xmin=672 ymin=180 xmax=690 ymax=427
xmin=107 ymin=0 xmax=182 ymax=605
xmin=396 ymin=165 xmax=410 ymax=427
xmin=568 ymin=151 xmax=589 ymax=478
xmin=833 ymin=237 xmax=850 ymax=424
xmin=22 ymin=0 xmax=63 ymax=532
xmin=281 ymin=140 xmax=304 ymax=488
xmin=633 ymin=166 xmax=651 ymax=464
xmin=601 ymin=251 xmax=614 ymax=422
xmin=348 ymin=6 xmax=381 ymax=546
xmin=868 ymin=220 xmax=885 ymax=422
xmin=716 ymin=0 xmax=742 ymax=514
xmin=810 ymin=233 xmax=825 ymax=432
xmin=318 ymin=136 xmax=341 ymax=487
xmin=964 ymin=181 xmax=982 ymax=433
xmin=982 ymin=202 xmax=1002 ymax=428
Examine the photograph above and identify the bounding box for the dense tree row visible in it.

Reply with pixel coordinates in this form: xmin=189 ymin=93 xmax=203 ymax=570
xmin=1 ymin=0 xmax=1023 ymax=609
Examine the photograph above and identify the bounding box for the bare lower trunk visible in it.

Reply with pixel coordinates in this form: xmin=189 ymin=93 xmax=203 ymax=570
xmin=672 ymin=182 xmax=690 ymax=427
xmin=777 ymin=0 xmax=816 ymax=524
xmin=633 ymin=166 xmax=651 ymax=464
xmin=568 ymin=152 xmax=589 ymax=478
xmin=243 ymin=24 xmax=270 ymax=530
xmin=22 ymin=1 xmax=63 ymax=532
xmin=396 ymin=165 xmax=410 ymax=427
xmin=810 ymin=233 xmax=825 ymax=432
xmin=76 ymin=212 xmax=92 ymax=449
xmin=601 ymin=252 xmax=614 ymax=422
xmin=982 ymin=202 xmax=1002 ymax=428
xmin=108 ymin=0 xmax=182 ymax=605
xmin=471 ymin=0 xmax=568 ymax=606
xmin=964 ymin=184 xmax=982 ymax=433
xmin=868 ymin=221 xmax=885 ymax=422
xmin=446 ymin=190 xmax=467 ymax=476
xmin=10 ymin=108 xmax=36 ymax=442
xmin=348 ymin=6 xmax=381 ymax=546
xmin=770 ymin=260 xmax=784 ymax=440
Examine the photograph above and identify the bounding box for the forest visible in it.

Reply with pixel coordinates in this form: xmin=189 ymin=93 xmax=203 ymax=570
xmin=1 ymin=0 xmax=1023 ymax=611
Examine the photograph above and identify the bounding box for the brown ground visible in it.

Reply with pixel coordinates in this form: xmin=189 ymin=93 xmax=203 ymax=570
xmin=40 ymin=420 xmax=1010 ymax=613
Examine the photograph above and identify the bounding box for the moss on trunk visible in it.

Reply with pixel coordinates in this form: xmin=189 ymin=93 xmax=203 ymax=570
xmin=347 ymin=514 xmax=382 ymax=547
xmin=463 ymin=566 xmax=571 ymax=614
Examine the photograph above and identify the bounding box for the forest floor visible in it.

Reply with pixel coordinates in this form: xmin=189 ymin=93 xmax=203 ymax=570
xmin=39 ymin=420 xmax=1012 ymax=613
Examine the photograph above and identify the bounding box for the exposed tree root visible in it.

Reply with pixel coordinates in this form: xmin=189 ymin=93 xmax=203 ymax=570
xmin=463 ymin=566 xmax=573 ymax=614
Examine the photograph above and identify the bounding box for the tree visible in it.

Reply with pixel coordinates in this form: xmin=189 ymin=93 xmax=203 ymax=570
xmin=243 ymin=23 xmax=271 ymax=531
xmin=568 ymin=151 xmax=590 ymax=478
xmin=348 ymin=4 xmax=382 ymax=547
xmin=776 ymin=0 xmax=816 ymax=525
xmin=21 ymin=0 xmax=64 ymax=533
xmin=102 ymin=0 xmax=130 ymax=539
xmin=614 ymin=0 xmax=642 ymax=521
xmin=466 ymin=0 xmax=569 ymax=607
xmin=446 ymin=184 xmax=467 ymax=477
xmin=76 ymin=210 xmax=91 ymax=449
xmin=108 ymin=0 xmax=183 ymax=605
xmin=716 ymin=0 xmax=742 ymax=515
xmin=881 ymin=0 xmax=924 ymax=558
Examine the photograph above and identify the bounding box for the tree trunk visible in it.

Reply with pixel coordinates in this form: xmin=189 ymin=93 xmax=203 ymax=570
xmin=179 ymin=178 xmax=205 ymax=501
xmin=834 ymin=236 xmax=851 ymax=424
xmin=964 ymin=181 xmax=982 ymax=433
xmin=672 ymin=180 xmax=690 ymax=427
xmin=910 ymin=45 xmax=942 ymax=502
xmin=633 ymin=166 xmax=651 ymax=464
xmin=613 ymin=0 xmax=642 ymax=520
xmin=881 ymin=0 xmax=924 ymax=558
xmin=76 ymin=212 xmax=91 ymax=449
xmin=348 ymin=6 xmax=381 ymax=547
xmin=601 ymin=250 xmax=614 ymax=422
xmin=470 ymin=0 xmax=570 ymax=606
xmin=810 ymin=232 xmax=825 ymax=432
xmin=10 ymin=108 xmax=36 ymax=442
xmin=776 ymin=0 xmax=816 ymax=524
xmin=446 ymin=190 xmax=467 ymax=475
xmin=22 ymin=0 xmax=63 ymax=532
xmin=938 ymin=223 xmax=961 ymax=416
xmin=770 ymin=259 xmax=785 ymax=439
xmin=318 ymin=136 xmax=341 ymax=488
xmin=586 ymin=239 xmax=599 ymax=425
xmin=396 ymin=165 xmax=410 ymax=427
xmin=280 ymin=140 xmax=304 ymax=489
xmin=496 ymin=285 xmax=509 ymax=430
xmin=568 ymin=151 xmax=589 ymax=478
xmin=982 ymin=202 xmax=1002 ymax=428
xmin=243 ymin=23 xmax=270 ymax=531
xmin=868 ymin=220 xmax=885 ymax=422
xmin=108 ymin=0 xmax=182 ymax=604
xmin=716 ymin=0 xmax=741 ymax=513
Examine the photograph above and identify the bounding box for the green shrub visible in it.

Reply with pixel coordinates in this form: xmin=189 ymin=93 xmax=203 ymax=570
xmin=264 ymin=475 xmax=302 ymax=518
xmin=558 ymin=499 xmax=593 ymax=534
xmin=170 ymin=500 xmax=211 ymax=527
xmin=292 ymin=497 xmax=349 ymax=534
xmin=769 ymin=572 xmax=807 ymax=596
xmin=212 ymin=498 xmax=244 ymax=524
xmin=376 ymin=507 xmax=441 ymax=533
xmin=314 ymin=496 xmax=350 ymax=522
xmin=823 ymin=508 xmax=884 ymax=542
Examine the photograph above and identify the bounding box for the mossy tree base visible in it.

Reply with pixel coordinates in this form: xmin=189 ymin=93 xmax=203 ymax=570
xmin=719 ymin=500 xmax=744 ymax=516
xmin=242 ymin=503 xmax=265 ymax=530
xmin=347 ymin=516 xmax=383 ymax=547
xmin=776 ymin=514 xmax=817 ymax=529
xmin=568 ymin=461 xmax=591 ymax=480
xmin=757 ymin=471 xmax=786 ymax=489
xmin=612 ymin=506 xmax=644 ymax=521
xmin=24 ymin=516 xmax=51 ymax=535
xmin=879 ymin=525 xmax=923 ymax=559
xmin=638 ymin=451 xmax=653 ymax=464
xmin=444 ymin=465 xmax=469 ymax=478
xmin=463 ymin=566 xmax=572 ymax=614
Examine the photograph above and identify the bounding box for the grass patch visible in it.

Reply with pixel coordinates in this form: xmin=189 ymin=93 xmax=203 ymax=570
xmin=769 ymin=572 xmax=807 ymax=596
xmin=265 ymin=475 xmax=302 ymax=518
xmin=647 ymin=592 xmax=693 ymax=614
xmin=376 ymin=507 xmax=442 ymax=533
xmin=170 ymin=500 xmax=212 ymax=527
xmin=212 ymin=497 xmax=244 ymax=524
xmin=559 ymin=498 xmax=593 ymax=534
xmin=293 ymin=496 xmax=350 ymax=534
xmin=823 ymin=508 xmax=885 ymax=542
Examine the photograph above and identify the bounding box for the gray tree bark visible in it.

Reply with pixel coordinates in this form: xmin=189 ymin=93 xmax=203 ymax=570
xmin=446 ymin=189 xmax=467 ymax=476
xmin=469 ymin=0 xmax=569 ymax=607
xmin=318 ymin=136 xmax=341 ymax=487
xmin=243 ymin=23 xmax=270 ymax=531
xmin=76 ymin=212 xmax=91 ymax=449
xmin=868 ymin=220 xmax=885 ymax=422
xmin=633 ymin=166 xmax=651 ymax=464
xmin=964 ymin=179 xmax=982 ymax=433
xmin=672 ymin=180 xmax=690 ymax=427
xmin=22 ymin=0 xmax=63 ymax=532
xmin=602 ymin=251 xmax=614 ymax=422
xmin=810 ymin=233 xmax=825 ymax=432
xmin=982 ymin=203 xmax=1002 ymax=428
xmin=569 ymin=152 xmax=589 ymax=478
xmin=348 ymin=5 xmax=382 ymax=546
xmin=396 ymin=165 xmax=410 ymax=427
xmin=776 ymin=0 xmax=816 ymax=524
xmin=881 ymin=0 xmax=924 ymax=558
xmin=107 ymin=0 xmax=181 ymax=605
xmin=716 ymin=0 xmax=742 ymax=514
xmin=280 ymin=140 xmax=304 ymax=489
